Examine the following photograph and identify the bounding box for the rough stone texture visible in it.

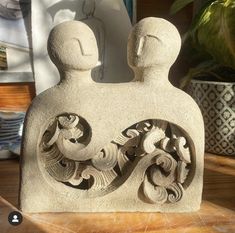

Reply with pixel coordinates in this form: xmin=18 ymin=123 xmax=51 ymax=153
xmin=32 ymin=0 xmax=132 ymax=94
xmin=20 ymin=18 xmax=204 ymax=213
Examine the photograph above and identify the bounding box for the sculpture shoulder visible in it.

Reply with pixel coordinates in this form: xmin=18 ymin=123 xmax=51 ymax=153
xmin=25 ymin=86 xmax=62 ymax=121
xmin=29 ymin=86 xmax=61 ymax=110
xmin=172 ymin=87 xmax=203 ymax=119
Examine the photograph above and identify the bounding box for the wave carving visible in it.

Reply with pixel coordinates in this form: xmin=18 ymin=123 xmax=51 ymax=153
xmin=40 ymin=114 xmax=193 ymax=203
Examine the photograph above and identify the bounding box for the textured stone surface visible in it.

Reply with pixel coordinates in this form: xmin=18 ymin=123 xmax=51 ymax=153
xmin=20 ymin=18 xmax=204 ymax=213
xmin=32 ymin=0 xmax=132 ymax=94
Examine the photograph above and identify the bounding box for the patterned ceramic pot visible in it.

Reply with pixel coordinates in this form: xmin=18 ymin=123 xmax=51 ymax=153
xmin=188 ymin=79 xmax=235 ymax=156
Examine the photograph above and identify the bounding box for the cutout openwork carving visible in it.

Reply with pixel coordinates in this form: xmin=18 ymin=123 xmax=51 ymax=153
xmin=40 ymin=115 xmax=192 ymax=204
xmin=20 ymin=18 xmax=204 ymax=213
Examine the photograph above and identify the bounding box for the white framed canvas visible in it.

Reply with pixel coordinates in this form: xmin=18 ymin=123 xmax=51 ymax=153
xmin=0 ymin=0 xmax=33 ymax=82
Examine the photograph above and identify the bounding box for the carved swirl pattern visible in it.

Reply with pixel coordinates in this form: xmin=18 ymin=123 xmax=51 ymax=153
xmin=40 ymin=114 xmax=192 ymax=204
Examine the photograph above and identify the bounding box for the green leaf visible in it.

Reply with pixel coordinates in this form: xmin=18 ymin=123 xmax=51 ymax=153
xmin=179 ymin=60 xmax=217 ymax=88
xmin=170 ymin=0 xmax=194 ymax=15
xmin=193 ymin=0 xmax=235 ymax=69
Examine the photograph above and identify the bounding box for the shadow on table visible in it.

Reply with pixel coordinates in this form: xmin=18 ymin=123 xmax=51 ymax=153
xmin=0 ymin=196 xmax=47 ymax=233
xmin=0 ymin=158 xmax=45 ymax=232
xmin=0 ymin=159 xmax=81 ymax=233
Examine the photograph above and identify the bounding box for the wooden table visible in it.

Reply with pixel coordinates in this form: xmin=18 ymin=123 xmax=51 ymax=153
xmin=1 ymin=153 xmax=235 ymax=233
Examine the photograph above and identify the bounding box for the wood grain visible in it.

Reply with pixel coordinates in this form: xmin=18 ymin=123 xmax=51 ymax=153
xmin=0 ymin=83 xmax=35 ymax=111
xmin=0 ymin=153 xmax=235 ymax=233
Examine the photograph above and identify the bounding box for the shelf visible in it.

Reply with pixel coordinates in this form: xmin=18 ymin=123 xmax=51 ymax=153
xmin=0 ymin=72 xmax=34 ymax=83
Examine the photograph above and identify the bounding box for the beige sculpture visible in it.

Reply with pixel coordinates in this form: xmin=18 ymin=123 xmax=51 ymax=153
xmin=33 ymin=0 xmax=132 ymax=93
xmin=20 ymin=18 xmax=204 ymax=213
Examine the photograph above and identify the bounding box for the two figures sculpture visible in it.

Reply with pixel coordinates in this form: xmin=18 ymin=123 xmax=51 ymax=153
xmin=20 ymin=17 xmax=204 ymax=212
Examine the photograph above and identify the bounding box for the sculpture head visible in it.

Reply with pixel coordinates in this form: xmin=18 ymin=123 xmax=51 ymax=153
xmin=127 ymin=17 xmax=181 ymax=69
xmin=48 ymin=21 xmax=98 ymax=72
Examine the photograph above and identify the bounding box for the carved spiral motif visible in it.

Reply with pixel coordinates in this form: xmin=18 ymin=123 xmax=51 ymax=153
xmin=81 ymin=166 xmax=117 ymax=189
xmin=167 ymin=183 xmax=184 ymax=203
xmin=91 ymin=144 xmax=118 ymax=171
xmin=150 ymin=153 xmax=177 ymax=187
xmin=43 ymin=145 xmax=77 ymax=182
xmin=40 ymin=115 xmax=193 ymax=203
xmin=139 ymin=121 xmax=192 ymax=204
xmin=143 ymin=176 xmax=168 ymax=204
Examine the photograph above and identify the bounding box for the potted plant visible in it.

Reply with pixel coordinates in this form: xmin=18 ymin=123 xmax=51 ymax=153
xmin=170 ymin=0 xmax=235 ymax=155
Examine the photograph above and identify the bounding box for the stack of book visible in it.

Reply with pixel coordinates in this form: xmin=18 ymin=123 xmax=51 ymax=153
xmin=0 ymin=46 xmax=7 ymax=70
xmin=0 ymin=0 xmax=34 ymax=159
xmin=0 ymin=112 xmax=25 ymax=159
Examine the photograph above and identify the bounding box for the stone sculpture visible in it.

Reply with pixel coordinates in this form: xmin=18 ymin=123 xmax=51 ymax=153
xmin=20 ymin=17 xmax=204 ymax=212
xmin=33 ymin=0 xmax=132 ymax=93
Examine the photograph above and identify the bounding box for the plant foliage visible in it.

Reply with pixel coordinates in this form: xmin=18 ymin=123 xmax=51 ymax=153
xmin=171 ymin=0 xmax=235 ymax=84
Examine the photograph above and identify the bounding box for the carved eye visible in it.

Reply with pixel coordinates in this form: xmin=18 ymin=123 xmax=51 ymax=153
xmin=144 ymin=35 xmax=162 ymax=52
xmin=146 ymin=34 xmax=162 ymax=42
xmin=72 ymin=38 xmax=93 ymax=56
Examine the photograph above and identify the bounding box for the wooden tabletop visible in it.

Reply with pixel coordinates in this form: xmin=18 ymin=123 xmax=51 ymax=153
xmin=0 ymin=153 xmax=235 ymax=233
